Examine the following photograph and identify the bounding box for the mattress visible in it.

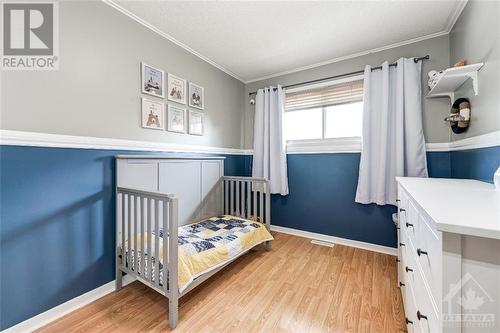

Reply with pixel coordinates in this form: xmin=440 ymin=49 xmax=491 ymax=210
xmin=124 ymin=215 xmax=273 ymax=292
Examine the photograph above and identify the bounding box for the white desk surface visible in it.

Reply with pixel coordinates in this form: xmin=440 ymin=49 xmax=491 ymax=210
xmin=396 ymin=177 xmax=500 ymax=240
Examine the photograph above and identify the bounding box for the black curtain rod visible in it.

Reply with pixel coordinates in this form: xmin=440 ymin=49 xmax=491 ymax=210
xmin=248 ymin=55 xmax=430 ymax=96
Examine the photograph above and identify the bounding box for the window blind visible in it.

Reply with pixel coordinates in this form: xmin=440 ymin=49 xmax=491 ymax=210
xmin=285 ymin=79 xmax=363 ymax=111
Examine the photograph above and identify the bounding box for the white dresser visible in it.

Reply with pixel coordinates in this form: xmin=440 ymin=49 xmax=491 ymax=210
xmin=116 ymin=155 xmax=225 ymax=226
xmin=396 ymin=177 xmax=500 ymax=333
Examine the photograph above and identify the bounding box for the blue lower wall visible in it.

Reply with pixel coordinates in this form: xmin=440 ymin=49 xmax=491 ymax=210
xmin=0 ymin=145 xmax=247 ymax=330
xmin=1 ymin=144 xmax=496 ymax=329
xmin=270 ymin=153 xmax=398 ymax=247
xmin=450 ymin=146 xmax=500 ymax=183
xmin=267 ymin=152 xmax=450 ymax=249
xmin=426 ymin=150 xmax=452 ymax=178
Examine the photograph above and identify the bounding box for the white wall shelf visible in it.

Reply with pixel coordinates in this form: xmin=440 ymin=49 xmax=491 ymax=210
xmin=426 ymin=62 xmax=483 ymax=101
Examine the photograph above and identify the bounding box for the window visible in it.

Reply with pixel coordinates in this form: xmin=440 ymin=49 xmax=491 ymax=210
xmin=284 ymin=77 xmax=363 ymax=141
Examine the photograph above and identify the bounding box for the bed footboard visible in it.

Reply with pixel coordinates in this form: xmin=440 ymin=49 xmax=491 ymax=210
xmin=115 ymin=187 xmax=179 ymax=328
xmin=222 ymin=176 xmax=271 ymax=249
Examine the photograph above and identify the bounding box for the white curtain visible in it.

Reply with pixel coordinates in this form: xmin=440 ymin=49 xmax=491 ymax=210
xmin=355 ymin=58 xmax=428 ymax=206
xmin=253 ymin=85 xmax=289 ymax=195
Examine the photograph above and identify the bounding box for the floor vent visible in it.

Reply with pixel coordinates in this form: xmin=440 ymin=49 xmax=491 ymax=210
xmin=310 ymin=239 xmax=335 ymax=248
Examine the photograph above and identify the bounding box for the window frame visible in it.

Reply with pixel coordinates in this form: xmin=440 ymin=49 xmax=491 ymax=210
xmin=284 ymin=74 xmax=364 ymax=152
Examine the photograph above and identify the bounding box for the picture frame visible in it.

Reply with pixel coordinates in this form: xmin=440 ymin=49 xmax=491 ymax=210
xmin=141 ymin=98 xmax=165 ymax=130
xmin=167 ymin=74 xmax=187 ymax=105
xmin=141 ymin=63 xmax=165 ymax=98
xmin=167 ymin=105 xmax=186 ymax=133
xmin=188 ymin=82 xmax=204 ymax=110
xmin=188 ymin=110 xmax=204 ymax=136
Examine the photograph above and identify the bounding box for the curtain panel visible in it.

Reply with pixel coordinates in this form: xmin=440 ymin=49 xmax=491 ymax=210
xmin=355 ymin=58 xmax=428 ymax=206
xmin=253 ymin=86 xmax=289 ymax=195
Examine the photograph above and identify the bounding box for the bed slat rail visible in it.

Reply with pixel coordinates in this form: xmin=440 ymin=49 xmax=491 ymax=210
xmin=222 ymin=176 xmax=270 ymax=229
xmin=116 ymin=187 xmax=178 ymax=296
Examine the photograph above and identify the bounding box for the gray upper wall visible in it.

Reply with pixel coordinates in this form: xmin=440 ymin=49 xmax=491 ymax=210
xmin=450 ymin=0 xmax=500 ymax=141
xmin=243 ymin=35 xmax=451 ymax=148
xmin=0 ymin=1 xmax=245 ymax=149
xmin=3 ymin=1 xmax=495 ymax=151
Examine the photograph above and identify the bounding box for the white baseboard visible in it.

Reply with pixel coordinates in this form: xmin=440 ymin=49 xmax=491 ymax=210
xmin=271 ymin=225 xmax=397 ymax=256
xmin=1 ymin=276 xmax=135 ymax=333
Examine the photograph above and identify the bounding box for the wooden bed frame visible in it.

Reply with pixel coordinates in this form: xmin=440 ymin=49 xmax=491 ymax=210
xmin=115 ymin=176 xmax=271 ymax=329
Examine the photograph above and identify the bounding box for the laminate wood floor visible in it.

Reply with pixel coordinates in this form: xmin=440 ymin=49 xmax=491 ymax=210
xmin=37 ymin=232 xmax=406 ymax=333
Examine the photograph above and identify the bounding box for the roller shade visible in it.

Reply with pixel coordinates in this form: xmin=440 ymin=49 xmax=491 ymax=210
xmin=285 ymin=79 xmax=364 ymax=111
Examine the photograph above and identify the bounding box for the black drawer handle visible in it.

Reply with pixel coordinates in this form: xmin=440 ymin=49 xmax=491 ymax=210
xmin=396 ymin=199 xmax=401 ymax=203
xmin=399 ymin=282 xmax=405 ymax=287
xmin=406 ymin=318 xmax=413 ymax=325
xmin=406 ymin=222 xmax=413 ymax=228
xmin=396 ymin=226 xmax=400 ymax=230
xmin=400 ymin=242 xmax=405 ymax=247
xmin=405 ymin=266 xmax=413 ymax=272
xmin=396 ymin=258 xmax=400 ymax=262
xmin=399 ymin=208 xmax=406 ymax=212
xmin=417 ymin=310 xmax=428 ymax=320
xmin=417 ymin=248 xmax=428 ymax=256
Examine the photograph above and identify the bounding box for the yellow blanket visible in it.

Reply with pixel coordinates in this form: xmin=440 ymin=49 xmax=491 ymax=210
xmin=126 ymin=215 xmax=273 ymax=292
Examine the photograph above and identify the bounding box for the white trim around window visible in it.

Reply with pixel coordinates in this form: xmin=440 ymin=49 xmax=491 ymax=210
xmin=286 ymin=137 xmax=362 ymax=154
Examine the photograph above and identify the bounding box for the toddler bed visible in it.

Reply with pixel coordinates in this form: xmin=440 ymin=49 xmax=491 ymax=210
xmin=115 ymin=174 xmax=272 ymax=329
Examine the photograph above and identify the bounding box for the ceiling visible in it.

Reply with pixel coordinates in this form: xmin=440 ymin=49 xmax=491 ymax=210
xmin=109 ymin=0 xmax=466 ymax=83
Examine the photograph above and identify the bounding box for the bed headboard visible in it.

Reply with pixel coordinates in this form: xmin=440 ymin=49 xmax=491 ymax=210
xmin=116 ymin=155 xmax=224 ymax=226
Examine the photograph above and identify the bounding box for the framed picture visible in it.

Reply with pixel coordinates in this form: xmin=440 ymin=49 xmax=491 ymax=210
xmin=167 ymin=74 xmax=187 ymax=104
xmin=188 ymin=110 xmax=204 ymax=136
xmin=167 ymin=105 xmax=186 ymax=133
xmin=188 ymin=82 xmax=204 ymax=110
xmin=141 ymin=63 xmax=165 ymax=98
xmin=141 ymin=98 xmax=165 ymax=130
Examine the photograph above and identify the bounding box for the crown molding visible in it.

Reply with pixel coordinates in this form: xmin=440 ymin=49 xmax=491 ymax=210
xmin=445 ymin=0 xmax=468 ymax=33
xmin=101 ymin=0 xmax=244 ymax=82
xmin=0 ymin=130 xmax=251 ymax=155
xmin=102 ymin=0 xmax=467 ymax=84
xmin=244 ymin=30 xmax=449 ymax=84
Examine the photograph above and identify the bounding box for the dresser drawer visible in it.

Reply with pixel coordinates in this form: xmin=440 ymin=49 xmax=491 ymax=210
xmin=405 ymin=200 xmax=419 ymax=247
xmin=397 ymin=185 xmax=409 ymax=226
xmin=404 ymin=279 xmax=419 ymax=333
xmin=397 ymin=184 xmax=409 ymax=208
xmin=415 ymin=214 xmax=442 ymax=311
xmin=399 ymin=223 xmax=409 ymax=261
xmin=398 ymin=235 xmax=406 ymax=286
xmin=413 ymin=265 xmax=440 ymax=333
xmin=397 ymin=189 xmax=410 ymax=264
xmin=404 ymin=237 xmax=419 ymax=289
